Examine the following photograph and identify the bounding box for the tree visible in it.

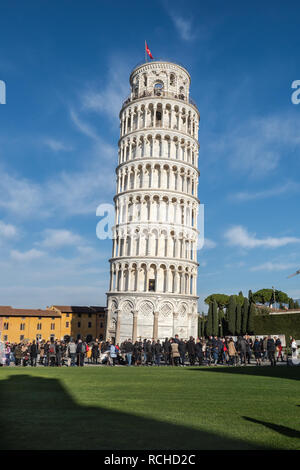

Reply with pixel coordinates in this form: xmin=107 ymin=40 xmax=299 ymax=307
xmin=227 ymin=295 xmax=237 ymax=335
xmin=205 ymin=294 xmax=229 ymax=309
xmin=234 ymin=294 xmax=245 ymax=307
xmin=212 ymin=300 xmax=218 ymax=336
xmin=242 ymin=298 xmax=249 ymax=334
xmin=206 ymin=302 xmax=213 ymax=337
xmin=253 ymin=288 xmax=289 ymax=307
xmin=248 ymin=290 xmax=254 ymax=304
xmin=295 ymin=300 xmax=300 ymax=309
xmin=236 ymin=303 xmax=242 ymax=336
xmin=218 ymin=308 xmax=225 ymax=337
xmin=289 ymin=298 xmax=295 ymax=310
xmin=247 ymin=302 xmax=256 ymax=334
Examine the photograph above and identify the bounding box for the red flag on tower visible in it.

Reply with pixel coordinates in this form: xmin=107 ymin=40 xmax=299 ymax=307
xmin=145 ymin=41 xmax=154 ymax=60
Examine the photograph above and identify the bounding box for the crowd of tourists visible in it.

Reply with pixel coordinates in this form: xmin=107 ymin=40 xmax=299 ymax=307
xmin=1 ymin=334 xmax=297 ymax=367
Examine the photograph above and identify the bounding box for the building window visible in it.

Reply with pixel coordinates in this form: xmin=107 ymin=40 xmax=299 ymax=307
xmin=20 ymin=335 xmax=24 ymax=341
xmin=88 ymin=322 xmax=92 ymax=328
xmin=37 ymin=323 xmax=42 ymax=330
xmin=51 ymin=323 xmax=55 ymax=330
xmin=3 ymin=335 xmax=8 ymax=341
xmin=77 ymin=322 xmax=81 ymax=328
xmin=88 ymin=313 xmax=92 ymax=318
xmin=66 ymin=321 xmax=69 ymax=328
xmin=77 ymin=314 xmax=81 ymax=318
xmin=66 ymin=313 xmax=70 ymax=317
xmin=36 ymin=334 xmax=42 ymax=340
xmin=149 ymin=279 xmax=156 ymax=291
xmin=4 ymin=322 xmax=9 ymax=330
xmin=100 ymin=322 xmax=103 ymax=328
xmin=50 ymin=334 xmax=55 ymax=340
xmin=20 ymin=323 xmax=25 ymax=331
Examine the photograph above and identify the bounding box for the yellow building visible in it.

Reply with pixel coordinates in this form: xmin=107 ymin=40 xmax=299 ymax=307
xmin=0 ymin=305 xmax=106 ymax=343
xmin=0 ymin=306 xmax=61 ymax=343
xmin=49 ymin=305 xmax=106 ymax=341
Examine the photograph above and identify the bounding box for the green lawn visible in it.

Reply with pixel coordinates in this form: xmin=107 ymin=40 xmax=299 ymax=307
xmin=0 ymin=366 xmax=299 ymax=450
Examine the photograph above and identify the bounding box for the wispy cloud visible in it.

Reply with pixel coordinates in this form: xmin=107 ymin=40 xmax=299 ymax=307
xmin=10 ymin=248 xmax=45 ymax=261
xmin=207 ymin=114 xmax=300 ymax=177
xmin=0 ymin=221 xmax=17 ymax=239
xmin=224 ymin=225 xmax=300 ymax=249
xmin=81 ymin=58 xmax=129 ymax=119
xmin=203 ymin=238 xmax=217 ymax=249
xmin=38 ymin=229 xmax=83 ymax=249
xmin=231 ymin=181 xmax=300 ymax=202
xmin=168 ymin=12 xmax=196 ymax=42
xmin=0 ymin=120 xmax=115 ymax=220
xmin=0 ymin=166 xmax=42 ymax=217
xmin=250 ymin=262 xmax=299 ymax=272
xmin=43 ymin=138 xmax=73 ymax=152
xmin=70 ymin=109 xmax=100 ymax=141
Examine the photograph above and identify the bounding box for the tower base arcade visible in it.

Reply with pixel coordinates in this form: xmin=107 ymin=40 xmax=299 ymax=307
xmin=106 ymin=292 xmax=198 ymax=344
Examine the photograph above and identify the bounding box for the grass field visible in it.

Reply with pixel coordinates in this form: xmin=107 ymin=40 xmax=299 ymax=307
xmin=0 ymin=365 xmax=299 ymax=450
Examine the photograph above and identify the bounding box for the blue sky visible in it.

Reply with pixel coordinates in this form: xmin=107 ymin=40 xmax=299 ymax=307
xmin=0 ymin=0 xmax=300 ymax=311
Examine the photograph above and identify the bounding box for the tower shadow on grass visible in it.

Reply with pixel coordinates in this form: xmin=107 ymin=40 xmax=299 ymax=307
xmin=0 ymin=374 xmax=269 ymax=451
xmin=187 ymin=366 xmax=300 ymax=381
xmin=242 ymin=417 xmax=300 ymax=439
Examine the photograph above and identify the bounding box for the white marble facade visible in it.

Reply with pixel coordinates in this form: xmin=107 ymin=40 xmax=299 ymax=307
xmin=106 ymin=60 xmax=200 ymax=343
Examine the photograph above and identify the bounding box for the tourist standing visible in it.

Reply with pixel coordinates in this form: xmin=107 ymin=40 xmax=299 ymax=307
xmin=170 ymin=339 xmax=180 ymax=366
xmin=267 ymin=335 xmax=276 ymax=366
xmin=30 ymin=340 xmax=38 ymax=367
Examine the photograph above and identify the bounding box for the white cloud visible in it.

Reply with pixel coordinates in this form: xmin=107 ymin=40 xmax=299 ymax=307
xmin=232 ymin=181 xmax=300 ymax=202
xmin=0 ymin=126 xmax=115 ymax=219
xmin=0 ymin=221 xmax=17 ymax=239
xmin=39 ymin=229 xmax=82 ymax=249
xmin=168 ymin=12 xmax=196 ymax=41
xmin=207 ymin=114 xmax=300 ymax=177
xmin=0 ymin=166 xmax=42 ymax=216
xmin=250 ymin=262 xmax=299 ymax=272
xmin=81 ymin=59 xmax=129 ymax=120
xmin=10 ymin=248 xmax=45 ymax=261
xmin=203 ymin=238 xmax=217 ymax=249
xmin=224 ymin=225 xmax=300 ymax=249
xmin=70 ymin=109 xmax=100 ymax=142
xmin=43 ymin=138 xmax=73 ymax=152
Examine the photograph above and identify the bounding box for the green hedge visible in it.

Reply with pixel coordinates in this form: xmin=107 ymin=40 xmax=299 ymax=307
xmin=253 ymin=313 xmax=300 ymax=342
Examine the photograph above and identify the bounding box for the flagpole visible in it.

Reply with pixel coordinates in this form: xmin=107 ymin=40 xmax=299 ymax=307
xmin=145 ymin=40 xmax=147 ymax=63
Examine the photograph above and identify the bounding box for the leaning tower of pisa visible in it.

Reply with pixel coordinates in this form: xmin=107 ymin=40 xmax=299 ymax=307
xmin=105 ymin=60 xmax=200 ymax=344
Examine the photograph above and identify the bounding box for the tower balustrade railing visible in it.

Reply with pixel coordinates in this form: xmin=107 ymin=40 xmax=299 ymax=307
xmin=121 ymin=90 xmax=198 ymax=111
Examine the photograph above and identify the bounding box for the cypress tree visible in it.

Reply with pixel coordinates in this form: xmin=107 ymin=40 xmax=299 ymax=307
xmin=227 ymin=295 xmax=237 ymax=335
xmin=247 ymin=302 xmax=256 ymax=334
xmin=203 ymin=318 xmax=207 ymax=337
xmin=248 ymin=290 xmax=254 ymax=304
xmin=206 ymin=302 xmax=213 ymax=337
xmin=218 ymin=308 xmax=224 ymax=337
xmin=212 ymin=300 xmax=218 ymax=336
xmin=288 ymin=298 xmax=295 ymax=310
xmin=242 ymin=297 xmax=249 ymax=334
xmin=236 ymin=303 xmax=242 ymax=336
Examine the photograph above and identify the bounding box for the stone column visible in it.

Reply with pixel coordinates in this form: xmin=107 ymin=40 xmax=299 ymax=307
xmin=173 ymin=311 xmax=179 ymax=337
xmin=115 ymin=310 xmax=121 ymax=345
xmin=153 ymin=311 xmax=159 ymax=341
xmin=132 ymin=310 xmax=138 ymax=342
xmin=104 ymin=307 xmax=111 ymax=340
